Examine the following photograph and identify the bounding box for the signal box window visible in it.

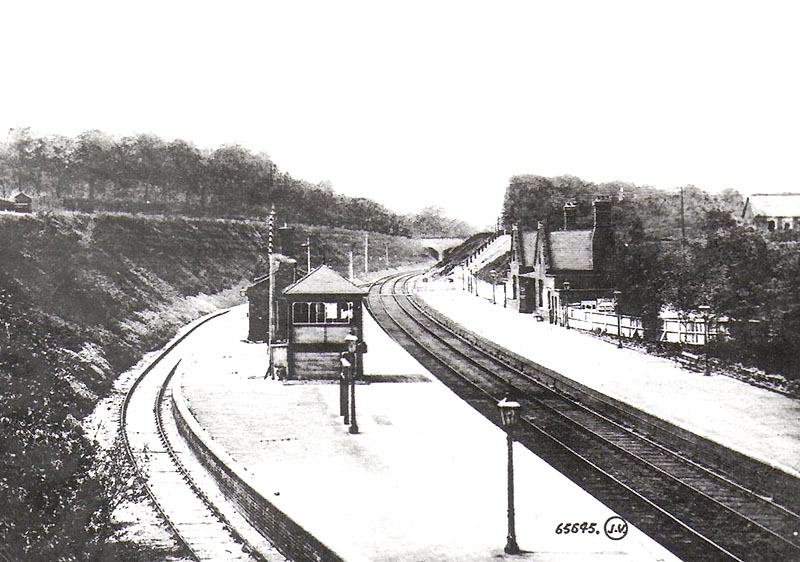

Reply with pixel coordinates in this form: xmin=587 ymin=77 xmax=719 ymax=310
xmin=293 ymin=301 xmax=353 ymax=324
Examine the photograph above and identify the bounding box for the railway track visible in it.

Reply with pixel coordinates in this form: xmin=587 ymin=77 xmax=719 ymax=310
xmin=120 ymin=311 xmax=271 ymax=562
xmin=368 ymin=272 xmax=800 ymax=562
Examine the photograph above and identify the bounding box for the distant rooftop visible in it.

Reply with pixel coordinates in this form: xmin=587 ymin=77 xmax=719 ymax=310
xmin=748 ymin=193 xmax=800 ymax=218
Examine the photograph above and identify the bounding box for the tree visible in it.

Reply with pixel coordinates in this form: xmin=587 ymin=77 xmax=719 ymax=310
xmin=164 ymin=139 xmax=205 ymax=206
xmin=7 ymin=127 xmax=47 ymax=194
xmin=608 ymin=203 xmax=668 ymax=338
xmin=42 ymin=134 xmax=77 ymax=199
xmin=501 ymin=175 xmax=557 ymax=229
xmin=73 ymin=130 xmax=114 ymax=201
xmin=117 ymin=133 xmax=168 ymax=204
xmin=409 ymin=206 xmax=474 ymax=238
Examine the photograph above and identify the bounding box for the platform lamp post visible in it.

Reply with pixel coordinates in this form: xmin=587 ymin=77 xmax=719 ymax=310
xmin=698 ymin=304 xmax=711 ymax=376
xmin=562 ymin=281 xmax=571 ymax=330
xmin=490 ymin=270 xmax=498 ymax=305
xmin=345 ymin=333 xmax=359 ymax=434
xmin=498 ymin=397 xmax=521 ymax=555
xmin=613 ymin=290 xmax=623 ymax=348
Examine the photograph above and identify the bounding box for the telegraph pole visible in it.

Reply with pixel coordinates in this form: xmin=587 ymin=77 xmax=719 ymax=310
xmin=267 ymin=205 xmax=276 ymax=377
xmin=680 ymin=185 xmax=686 ymax=254
xmin=349 ymin=248 xmax=354 ymax=281
xmin=364 ymin=231 xmax=369 ymax=275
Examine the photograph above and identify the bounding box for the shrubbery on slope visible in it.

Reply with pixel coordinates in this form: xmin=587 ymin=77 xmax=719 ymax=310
xmin=0 ymin=211 xmax=431 ymax=560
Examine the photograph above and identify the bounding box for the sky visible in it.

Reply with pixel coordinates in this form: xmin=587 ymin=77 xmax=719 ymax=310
xmin=1 ymin=1 xmax=798 ymax=228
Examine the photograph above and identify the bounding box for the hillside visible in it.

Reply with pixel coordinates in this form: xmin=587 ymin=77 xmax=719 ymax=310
xmin=433 ymin=231 xmax=496 ymax=277
xmin=0 ymin=210 xmax=432 ymax=561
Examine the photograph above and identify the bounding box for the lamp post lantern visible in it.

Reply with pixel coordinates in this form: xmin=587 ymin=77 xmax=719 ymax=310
xmin=345 ymin=333 xmax=359 ymax=433
xmin=498 ymin=397 xmax=521 ymax=555
xmin=562 ymin=281 xmax=571 ymax=330
xmin=613 ymin=290 xmax=623 ymax=348
xmin=698 ymin=305 xmax=711 ymax=376
xmin=339 ymin=355 xmax=351 ymax=423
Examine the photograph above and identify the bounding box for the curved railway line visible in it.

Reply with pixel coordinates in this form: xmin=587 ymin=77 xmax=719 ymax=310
xmin=367 ymin=272 xmax=800 ymax=562
xmin=120 ymin=311 xmax=269 ymax=562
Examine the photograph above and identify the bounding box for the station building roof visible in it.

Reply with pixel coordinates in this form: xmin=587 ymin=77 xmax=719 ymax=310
xmin=548 ymin=230 xmax=594 ymax=271
xmin=282 ymin=264 xmax=367 ymax=297
xmin=519 ymin=230 xmax=539 ymax=267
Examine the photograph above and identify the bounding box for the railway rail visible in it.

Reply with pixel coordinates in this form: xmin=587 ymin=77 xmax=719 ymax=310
xmin=367 ymin=272 xmax=800 ymax=561
xmin=120 ymin=311 xmax=268 ymax=562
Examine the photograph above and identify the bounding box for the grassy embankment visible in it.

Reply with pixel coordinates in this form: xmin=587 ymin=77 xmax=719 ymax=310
xmin=0 ymin=210 xmax=432 ymax=561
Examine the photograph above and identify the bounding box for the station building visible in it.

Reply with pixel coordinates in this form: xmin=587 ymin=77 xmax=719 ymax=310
xmin=505 ymin=197 xmax=616 ymax=323
xmin=0 ymin=192 xmax=33 ymax=213
xmin=742 ymin=193 xmax=800 ymax=232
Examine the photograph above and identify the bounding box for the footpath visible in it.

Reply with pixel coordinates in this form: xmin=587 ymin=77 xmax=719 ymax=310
xmin=176 ymin=304 xmax=679 ymax=561
xmin=417 ymin=281 xmax=800 ymax=477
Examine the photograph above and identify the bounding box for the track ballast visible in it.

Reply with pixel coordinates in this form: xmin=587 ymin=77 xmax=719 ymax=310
xmin=367 ymin=273 xmax=800 ymax=562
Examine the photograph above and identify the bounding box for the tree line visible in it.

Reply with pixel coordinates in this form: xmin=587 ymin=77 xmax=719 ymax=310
xmin=502 ymin=174 xmax=800 ymax=380
xmin=0 ymin=128 xmax=474 ymax=238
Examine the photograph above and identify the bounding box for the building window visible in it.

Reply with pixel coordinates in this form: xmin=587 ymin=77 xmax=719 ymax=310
xmin=293 ymin=301 xmax=353 ymax=324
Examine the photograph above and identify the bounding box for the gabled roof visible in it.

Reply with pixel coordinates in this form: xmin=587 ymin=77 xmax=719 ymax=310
xmin=519 ymin=231 xmax=539 ymax=267
xmin=548 ymin=230 xmax=594 ymax=271
xmin=748 ymin=193 xmax=800 ymax=218
xmin=282 ymin=264 xmax=367 ymax=296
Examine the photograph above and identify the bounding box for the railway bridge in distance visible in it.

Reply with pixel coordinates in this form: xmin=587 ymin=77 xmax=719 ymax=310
xmin=417 ymin=237 xmax=464 ymax=261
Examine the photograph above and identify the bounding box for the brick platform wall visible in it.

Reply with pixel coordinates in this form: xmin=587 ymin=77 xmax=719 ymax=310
xmin=170 ymin=388 xmax=345 ymax=562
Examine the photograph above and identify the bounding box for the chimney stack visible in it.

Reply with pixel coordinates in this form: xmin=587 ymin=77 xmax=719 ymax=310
xmin=593 ymin=196 xmax=613 ymax=229
xmin=563 ymin=200 xmax=577 ymax=230
xmin=592 ymin=196 xmax=615 ymax=273
xmin=277 ymin=224 xmax=296 ymax=258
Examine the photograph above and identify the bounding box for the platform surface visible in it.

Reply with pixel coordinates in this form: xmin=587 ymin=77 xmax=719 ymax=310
xmin=177 ymin=304 xmax=679 ymax=561
xmin=417 ymin=281 xmax=800 ymax=477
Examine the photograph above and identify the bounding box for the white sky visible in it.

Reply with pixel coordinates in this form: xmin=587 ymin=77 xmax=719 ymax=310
xmin=1 ymin=1 xmax=798 ymax=228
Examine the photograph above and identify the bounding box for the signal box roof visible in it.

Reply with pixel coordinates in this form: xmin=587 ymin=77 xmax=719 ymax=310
xmin=282 ymin=265 xmax=368 ymax=297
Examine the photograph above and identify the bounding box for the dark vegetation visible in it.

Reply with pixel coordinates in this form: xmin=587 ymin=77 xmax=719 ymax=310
xmin=408 ymin=206 xmax=474 ymax=238
xmin=502 ymin=174 xmax=800 ymax=383
xmin=0 ymin=128 xmax=473 ymax=238
xmin=0 ymin=126 xmax=440 ymax=560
